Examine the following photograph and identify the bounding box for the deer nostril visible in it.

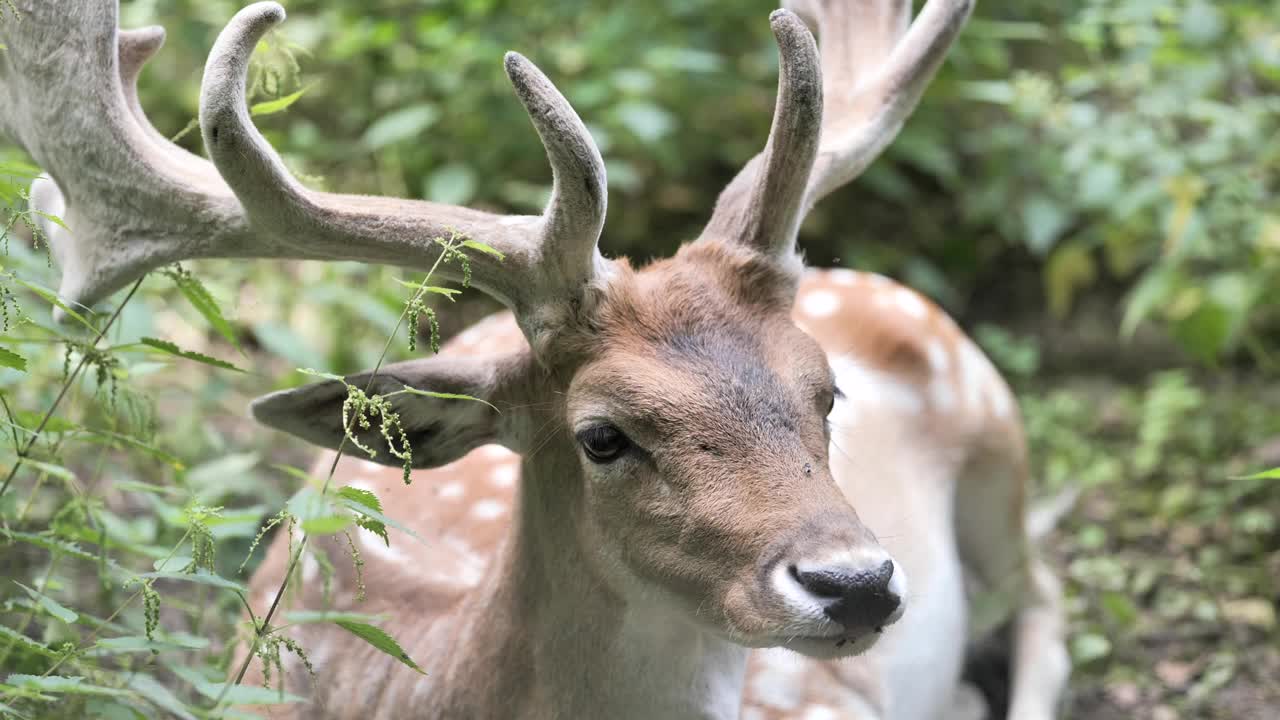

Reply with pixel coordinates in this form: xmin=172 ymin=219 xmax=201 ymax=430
xmin=792 ymin=559 xmax=901 ymax=630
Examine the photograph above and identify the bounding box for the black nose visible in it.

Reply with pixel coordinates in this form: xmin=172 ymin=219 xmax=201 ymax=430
xmin=790 ymin=559 xmax=901 ymax=630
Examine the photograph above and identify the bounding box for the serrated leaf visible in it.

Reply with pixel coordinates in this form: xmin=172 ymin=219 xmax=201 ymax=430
xmin=4 ymin=675 xmax=129 ymax=697
xmin=92 ymin=633 xmax=209 ymax=655
xmin=331 ymin=495 xmax=421 ymax=546
xmin=296 ymin=368 xmax=345 ymax=383
xmin=1 ymin=530 xmax=97 ymax=562
xmin=284 ymin=610 xmax=387 ymax=625
xmin=29 ymin=210 xmax=68 ymax=231
xmin=0 ymin=624 xmax=58 ymax=659
xmin=396 ymin=386 xmax=497 ymax=411
xmin=138 ymin=570 xmax=247 ymax=593
xmin=20 ymin=459 xmax=76 ymax=483
xmin=394 ymin=281 xmax=461 ymax=301
xmin=333 ymin=620 xmax=425 ymax=674
xmin=461 ymin=239 xmax=505 ymax=260
xmin=335 ymin=486 xmax=384 ymax=543
xmin=165 ymin=269 xmax=241 ymax=353
xmin=250 ymin=83 xmax=312 ymax=117
xmin=138 ymin=337 xmax=245 ymax=373
xmin=0 ymin=346 xmax=26 ymax=372
xmin=299 ymin=514 xmax=352 ymax=535
xmin=169 ymin=665 xmax=303 ymax=706
xmin=127 ymin=675 xmax=198 ymax=720
xmin=14 ymin=581 xmax=77 ymax=624
xmin=10 ymin=277 xmax=95 ymax=332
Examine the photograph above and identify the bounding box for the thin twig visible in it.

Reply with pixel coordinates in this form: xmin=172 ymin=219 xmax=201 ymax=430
xmin=0 ymin=277 xmax=145 ymax=501
xmin=212 ymin=238 xmax=461 ymax=714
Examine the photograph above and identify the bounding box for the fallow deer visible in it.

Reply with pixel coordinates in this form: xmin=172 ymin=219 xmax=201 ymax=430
xmin=0 ymin=0 xmax=1069 ymax=718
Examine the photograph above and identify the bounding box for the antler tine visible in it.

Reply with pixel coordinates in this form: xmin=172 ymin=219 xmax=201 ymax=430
xmin=699 ymin=0 xmax=972 ymax=260
xmin=1 ymin=0 xmax=250 ymax=316
xmin=792 ymin=0 xmax=975 ymax=207
xmin=701 ymin=10 xmax=823 ymax=261
xmin=201 ymin=2 xmax=609 ymax=318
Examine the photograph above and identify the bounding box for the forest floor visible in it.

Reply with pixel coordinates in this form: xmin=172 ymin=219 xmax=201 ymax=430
xmin=1012 ymin=372 xmax=1280 ymax=719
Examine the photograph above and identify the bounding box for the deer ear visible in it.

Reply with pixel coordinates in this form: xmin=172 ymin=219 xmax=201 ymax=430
xmin=251 ymin=349 xmax=535 ymax=469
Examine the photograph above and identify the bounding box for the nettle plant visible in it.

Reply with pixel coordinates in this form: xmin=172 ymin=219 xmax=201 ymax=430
xmin=0 ymin=4 xmax=502 ymax=718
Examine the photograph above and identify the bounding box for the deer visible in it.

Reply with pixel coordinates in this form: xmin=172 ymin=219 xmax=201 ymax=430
xmin=0 ymin=0 xmax=1069 ymax=718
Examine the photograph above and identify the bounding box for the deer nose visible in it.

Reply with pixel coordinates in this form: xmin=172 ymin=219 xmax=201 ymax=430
xmin=790 ymin=559 xmax=903 ymax=630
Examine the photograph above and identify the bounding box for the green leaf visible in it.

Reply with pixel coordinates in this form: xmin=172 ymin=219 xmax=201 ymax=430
xmin=1070 ymin=633 xmax=1112 ymax=665
xmin=0 ymin=346 xmax=27 ymax=371
xmin=362 ymin=103 xmax=438 ymax=149
xmin=10 ymin=277 xmax=95 ymax=332
xmin=14 ymin=581 xmax=77 ymax=624
xmin=138 ymin=570 xmax=247 ymax=593
xmin=250 ymin=83 xmax=312 ymax=117
xmin=425 ymin=163 xmax=477 ymax=205
xmin=336 ymin=486 xmax=387 ymax=545
xmin=460 ymin=239 xmax=505 ymax=261
xmin=333 ymin=620 xmax=425 ymax=674
xmin=396 ymin=386 xmax=497 ymax=411
xmin=127 ymin=674 xmax=198 ymax=720
xmin=394 ymin=281 xmax=461 ymax=301
xmin=165 ymin=267 xmax=242 ymax=353
xmin=0 ymin=624 xmax=58 ymax=659
xmin=284 ymin=610 xmax=387 ymax=625
xmin=29 ymin=210 xmax=68 ymax=231
xmin=4 ymin=675 xmax=130 ymax=697
xmin=21 ymin=459 xmax=76 ymax=483
xmin=1232 ymin=467 xmax=1280 ymax=481
xmin=169 ymin=665 xmax=303 ymax=706
xmin=1022 ymin=194 xmax=1071 ymax=256
xmin=138 ymin=337 xmax=246 ymax=373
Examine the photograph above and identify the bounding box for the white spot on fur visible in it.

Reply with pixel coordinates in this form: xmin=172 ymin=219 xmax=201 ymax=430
xmin=800 ymin=289 xmax=841 ymax=318
xmin=489 ymin=463 xmax=518 ymax=488
xmin=990 ymin=384 xmax=1013 ymax=419
xmin=828 ymin=268 xmax=857 ymax=286
xmin=926 ymin=339 xmax=950 ymax=373
xmin=929 ymin=376 xmax=957 ymax=412
xmin=478 ymin=444 xmax=515 ymax=461
xmin=867 ymin=272 xmax=892 ymax=286
xmin=471 ymin=499 xmax=506 ymax=520
xmin=957 ymin=341 xmax=988 ymax=412
xmin=894 ymin=288 xmax=929 ymax=318
xmin=831 ymin=355 xmax=923 ymax=415
xmin=803 ymin=705 xmax=840 ymax=720
xmin=439 ymin=482 xmax=464 ymax=499
xmin=358 ymin=460 xmax=385 ymax=474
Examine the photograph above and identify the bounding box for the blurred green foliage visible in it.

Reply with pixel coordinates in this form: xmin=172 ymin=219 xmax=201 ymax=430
xmin=1 ymin=1 xmax=1279 ymax=718
xmin=112 ymin=0 xmax=1280 ymax=365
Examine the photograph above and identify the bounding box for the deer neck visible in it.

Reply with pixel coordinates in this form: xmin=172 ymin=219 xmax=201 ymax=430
xmin=441 ymin=448 xmax=749 ymax=720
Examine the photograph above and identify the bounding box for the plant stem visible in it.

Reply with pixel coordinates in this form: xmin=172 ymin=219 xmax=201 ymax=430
xmin=0 ymin=277 xmax=143 ymax=501
xmin=211 ymin=237 xmax=461 ymax=715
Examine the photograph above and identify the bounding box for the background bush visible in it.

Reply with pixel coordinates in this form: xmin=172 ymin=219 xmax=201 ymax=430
xmin=1 ymin=1 xmax=1277 ymax=718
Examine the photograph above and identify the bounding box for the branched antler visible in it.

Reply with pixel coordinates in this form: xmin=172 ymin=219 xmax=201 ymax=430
xmin=0 ymin=1 xmax=611 ymax=339
xmin=702 ymin=0 xmax=975 ymax=257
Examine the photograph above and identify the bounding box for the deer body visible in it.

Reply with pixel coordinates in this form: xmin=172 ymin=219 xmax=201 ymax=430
xmin=241 ymin=269 xmax=1052 ymax=720
xmin=1 ymin=1 xmax=1068 ymax=718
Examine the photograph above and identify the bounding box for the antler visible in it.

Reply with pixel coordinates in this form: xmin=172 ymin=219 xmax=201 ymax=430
xmin=0 ymin=1 xmax=609 ymax=335
xmin=701 ymin=0 xmax=975 ymax=257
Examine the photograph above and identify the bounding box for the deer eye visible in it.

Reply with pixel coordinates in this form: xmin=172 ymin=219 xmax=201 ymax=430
xmin=577 ymin=424 xmax=631 ymax=464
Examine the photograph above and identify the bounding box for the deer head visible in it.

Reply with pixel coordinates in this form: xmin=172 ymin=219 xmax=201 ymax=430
xmin=1 ymin=0 xmax=975 ymax=659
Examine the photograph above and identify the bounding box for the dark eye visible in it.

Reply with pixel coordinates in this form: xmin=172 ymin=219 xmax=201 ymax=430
xmin=577 ymin=424 xmax=631 ymax=464
xmin=825 ymin=385 xmax=842 ymax=415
